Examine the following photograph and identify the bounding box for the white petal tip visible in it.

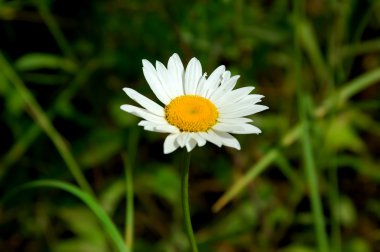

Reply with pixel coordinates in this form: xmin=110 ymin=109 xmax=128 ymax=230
xmin=120 ymin=105 xmax=132 ymax=112
xmin=123 ymin=87 xmax=133 ymax=95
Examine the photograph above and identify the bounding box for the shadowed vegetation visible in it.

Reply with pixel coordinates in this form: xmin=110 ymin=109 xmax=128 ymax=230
xmin=1 ymin=0 xmax=380 ymax=251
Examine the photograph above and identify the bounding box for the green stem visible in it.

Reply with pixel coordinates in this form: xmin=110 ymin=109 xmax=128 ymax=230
xmin=181 ymin=150 xmax=198 ymax=252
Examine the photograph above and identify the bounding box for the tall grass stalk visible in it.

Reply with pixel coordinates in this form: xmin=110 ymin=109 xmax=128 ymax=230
xmin=0 ymin=59 xmax=98 ymax=179
xmin=122 ymin=127 xmax=139 ymax=251
xmin=294 ymin=1 xmax=329 ymax=251
xmin=35 ymin=0 xmax=77 ymax=62
xmin=0 ymin=52 xmax=94 ymax=197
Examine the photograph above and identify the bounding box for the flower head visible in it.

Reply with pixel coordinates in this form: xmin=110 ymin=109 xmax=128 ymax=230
xmin=121 ymin=53 xmax=268 ymax=154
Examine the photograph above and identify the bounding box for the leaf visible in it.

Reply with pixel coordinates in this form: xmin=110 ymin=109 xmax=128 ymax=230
xmin=139 ymin=165 xmax=180 ymax=205
xmin=279 ymin=245 xmax=315 ymax=252
xmin=55 ymin=207 xmax=108 ymax=252
xmin=1 ymin=180 xmax=128 ymax=252
xmin=336 ymin=196 xmax=357 ymax=227
xmin=52 ymin=239 xmax=106 ymax=252
xmin=14 ymin=53 xmax=78 ymax=73
xmin=325 ymin=115 xmax=365 ymax=153
xmin=99 ymin=179 xmax=125 ymax=215
xmin=77 ymin=129 xmax=123 ymax=168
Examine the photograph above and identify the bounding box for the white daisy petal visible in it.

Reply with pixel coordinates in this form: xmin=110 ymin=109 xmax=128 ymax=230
xmin=225 ymin=94 xmax=264 ymax=105
xmin=164 ymin=133 xmax=180 ymax=154
xmin=221 ymin=71 xmax=231 ymax=84
xmin=123 ymin=88 xmax=164 ymax=116
xmin=218 ymin=117 xmax=253 ymax=124
xmin=137 ymin=121 xmax=156 ymax=131
xmin=142 ymin=60 xmax=171 ymax=104
xmin=155 ymin=124 xmax=180 ymax=133
xmin=156 ymin=61 xmax=177 ymax=99
xmin=186 ymin=138 xmax=197 ymax=152
xmin=184 ymin=57 xmax=202 ymax=95
xmin=221 ymin=105 xmax=269 ymax=118
xmin=193 ymin=133 xmax=207 ymax=147
xmin=195 ymin=73 xmax=208 ymax=96
xmin=213 ymin=122 xmax=261 ymax=134
xmin=203 ymin=65 xmax=225 ymax=94
xmin=137 ymin=120 xmax=178 ymax=133
xmin=199 ymin=131 xmax=222 ymax=147
xmin=213 ymin=130 xmax=241 ymax=150
xmin=212 ymin=123 xmax=245 ymax=132
xmin=120 ymin=105 xmax=166 ymax=123
xmin=218 ymin=95 xmax=265 ymax=114
xmin=214 ymin=86 xmax=255 ymax=107
xmin=177 ymin=133 xmax=190 ymax=148
xmin=231 ymin=124 xmax=262 ymax=134
xmin=209 ymin=75 xmax=240 ymax=102
xmin=167 ymin=53 xmax=185 ymax=96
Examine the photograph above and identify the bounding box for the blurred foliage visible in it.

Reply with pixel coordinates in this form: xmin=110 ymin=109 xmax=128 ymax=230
xmin=1 ymin=0 xmax=380 ymax=251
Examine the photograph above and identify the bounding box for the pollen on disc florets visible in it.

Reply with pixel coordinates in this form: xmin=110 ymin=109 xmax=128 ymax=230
xmin=165 ymin=95 xmax=219 ymax=132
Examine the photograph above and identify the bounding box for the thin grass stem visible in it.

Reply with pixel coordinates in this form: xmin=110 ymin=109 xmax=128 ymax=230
xmin=0 ymin=52 xmax=94 ymax=197
xmin=0 ymin=59 xmax=98 ymax=179
xmin=35 ymin=0 xmax=77 ymax=62
xmin=294 ymin=1 xmax=329 ymax=251
xmin=122 ymin=127 xmax=139 ymax=251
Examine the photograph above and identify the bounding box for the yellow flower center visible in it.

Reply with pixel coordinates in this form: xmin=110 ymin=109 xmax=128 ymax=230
xmin=165 ymin=95 xmax=219 ymax=132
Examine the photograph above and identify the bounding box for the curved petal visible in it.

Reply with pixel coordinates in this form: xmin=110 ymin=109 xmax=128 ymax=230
xmin=218 ymin=94 xmax=264 ymax=113
xmin=214 ymin=86 xmax=255 ymax=107
xmin=120 ymin=105 xmax=166 ymax=123
xmin=167 ymin=53 xmax=185 ymax=96
xmin=142 ymin=59 xmax=171 ymax=104
xmin=164 ymin=133 xmax=180 ymax=154
xmin=201 ymin=65 xmax=225 ymax=96
xmin=212 ymin=122 xmax=245 ymax=132
xmin=231 ymin=124 xmax=262 ymax=134
xmin=220 ymin=105 xmax=269 ymax=118
xmin=212 ymin=130 xmax=241 ymax=150
xmin=221 ymin=71 xmax=231 ymax=84
xmin=199 ymin=131 xmax=222 ymax=147
xmin=184 ymin=57 xmax=202 ymax=95
xmin=193 ymin=133 xmax=207 ymax=147
xmin=156 ymin=61 xmax=178 ymax=99
xmin=186 ymin=138 xmax=197 ymax=152
xmin=213 ymin=122 xmax=261 ymax=134
xmin=123 ymin=88 xmax=164 ymax=116
xmin=176 ymin=133 xmax=190 ymax=148
xmin=195 ymin=73 xmax=207 ymax=96
xmin=217 ymin=117 xmax=253 ymax=124
xmin=209 ymin=75 xmax=240 ymax=102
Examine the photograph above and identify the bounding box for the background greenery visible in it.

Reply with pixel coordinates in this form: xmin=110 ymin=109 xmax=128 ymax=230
xmin=1 ymin=0 xmax=380 ymax=251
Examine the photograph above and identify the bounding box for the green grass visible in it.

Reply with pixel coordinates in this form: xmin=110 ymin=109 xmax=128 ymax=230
xmin=1 ymin=0 xmax=380 ymax=251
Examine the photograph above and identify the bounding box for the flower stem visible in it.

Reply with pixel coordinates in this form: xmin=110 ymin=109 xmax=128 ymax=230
xmin=181 ymin=150 xmax=198 ymax=252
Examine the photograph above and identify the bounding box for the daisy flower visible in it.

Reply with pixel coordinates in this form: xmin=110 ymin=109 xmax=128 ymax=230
xmin=121 ymin=53 xmax=268 ymax=154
